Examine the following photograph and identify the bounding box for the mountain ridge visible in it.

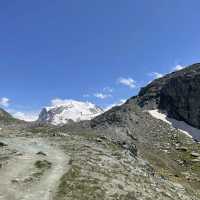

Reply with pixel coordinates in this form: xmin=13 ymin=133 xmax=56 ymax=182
xmin=134 ymin=63 xmax=200 ymax=128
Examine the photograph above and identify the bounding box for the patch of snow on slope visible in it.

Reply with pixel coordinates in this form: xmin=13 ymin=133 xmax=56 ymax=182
xmin=148 ymin=110 xmax=200 ymax=141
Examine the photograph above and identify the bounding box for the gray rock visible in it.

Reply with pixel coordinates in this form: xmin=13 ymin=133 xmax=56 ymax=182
xmin=0 ymin=141 xmax=7 ymax=147
xmin=36 ymin=151 xmax=47 ymax=156
xmin=190 ymin=152 xmax=200 ymax=157
xmin=135 ymin=63 xmax=200 ymax=129
xmin=96 ymin=138 xmax=103 ymax=143
xmin=128 ymin=143 xmax=138 ymax=156
xmin=176 ymin=146 xmax=188 ymax=152
xmin=191 ymin=158 xmax=200 ymax=162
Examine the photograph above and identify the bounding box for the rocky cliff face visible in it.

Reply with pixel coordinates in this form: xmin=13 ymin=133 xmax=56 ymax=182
xmin=0 ymin=108 xmax=26 ymax=132
xmin=135 ymin=63 xmax=200 ymax=128
xmin=0 ymin=108 xmax=21 ymax=125
xmin=0 ymin=108 xmax=12 ymax=120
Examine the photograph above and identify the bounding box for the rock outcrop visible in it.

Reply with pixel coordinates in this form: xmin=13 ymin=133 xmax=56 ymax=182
xmin=134 ymin=63 xmax=200 ymax=128
xmin=0 ymin=108 xmax=12 ymax=120
xmin=0 ymin=108 xmax=22 ymax=125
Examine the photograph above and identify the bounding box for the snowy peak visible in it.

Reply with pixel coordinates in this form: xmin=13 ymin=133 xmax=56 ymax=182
xmin=37 ymin=100 xmax=103 ymax=125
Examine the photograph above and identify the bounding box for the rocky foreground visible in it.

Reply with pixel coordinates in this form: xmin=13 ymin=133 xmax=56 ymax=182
xmin=1 ymin=102 xmax=200 ymax=199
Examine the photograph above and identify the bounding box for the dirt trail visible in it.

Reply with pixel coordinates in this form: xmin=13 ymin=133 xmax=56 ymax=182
xmin=0 ymin=137 xmax=69 ymax=200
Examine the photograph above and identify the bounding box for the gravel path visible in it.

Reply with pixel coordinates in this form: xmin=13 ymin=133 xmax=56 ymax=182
xmin=0 ymin=137 xmax=69 ymax=200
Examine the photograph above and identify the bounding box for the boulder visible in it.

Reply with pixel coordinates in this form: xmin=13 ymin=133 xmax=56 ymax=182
xmin=0 ymin=141 xmax=7 ymax=147
xmin=36 ymin=151 xmax=47 ymax=156
xmin=191 ymin=158 xmax=200 ymax=163
xmin=190 ymin=152 xmax=200 ymax=157
xmin=176 ymin=146 xmax=188 ymax=152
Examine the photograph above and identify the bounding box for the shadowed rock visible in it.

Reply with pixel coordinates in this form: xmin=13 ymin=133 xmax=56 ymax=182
xmin=134 ymin=63 xmax=200 ymax=129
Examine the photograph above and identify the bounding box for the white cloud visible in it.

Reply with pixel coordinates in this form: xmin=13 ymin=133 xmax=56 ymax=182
xmin=51 ymin=98 xmax=75 ymax=107
xmin=0 ymin=97 xmax=10 ymax=107
xmin=105 ymin=99 xmax=126 ymax=111
xmin=118 ymin=77 xmax=136 ymax=89
xmin=148 ymin=72 xmax=163 ymax=79
xmin=103 ymin=87 xmax=113 ymax=93
xmin=84 ymin=87 xmax=113 ymax=100
xmin=94 ymin=93 xmax=112 ymax=99
xmin=172 ymin=64 xmax=185 ymax=71
xmin=148 ymin=64 xmax=185 ymax=81
xmin=11 ymin=111 xmax=39 ymax=122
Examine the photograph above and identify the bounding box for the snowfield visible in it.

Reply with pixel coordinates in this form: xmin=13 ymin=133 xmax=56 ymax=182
xmin=38 ymin=100 xmax=104 ymax=125
xmin=148 ymin=110 xmax=200 ymax=141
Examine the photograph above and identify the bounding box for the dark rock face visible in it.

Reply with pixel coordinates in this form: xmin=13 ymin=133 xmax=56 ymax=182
xmin=0 ymin=108 xmax=26 ymax=128
xmin=136 ymin=63 xmax=200 ymax=128
xmin=38 ymin=108 xmax=51 ymax=123
xmin=0 ymin=141 xmax=7 ymax=147
xmin=0 ymin=108 xmax=12 ymax=120
xmin=0 ymin=108 xmax=19 ymax=124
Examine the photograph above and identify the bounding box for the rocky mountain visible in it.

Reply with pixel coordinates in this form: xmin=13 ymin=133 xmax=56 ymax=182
xmin=1 ymin=64 xmax=200 ymax=199
xmin=0 ymin=108 xmax=23 ymax=125
xmin=0 ymin=108 xmax=12 ymax=120
xmin=87 ymin=63 xmax=200 ymax=198
xmin=134 ymin=63 xmax=200 ymax=128
xmin=90 ymin=64 xmax=200 ymax=147
xmin=37 ymin=100 xmax=103 ymax=125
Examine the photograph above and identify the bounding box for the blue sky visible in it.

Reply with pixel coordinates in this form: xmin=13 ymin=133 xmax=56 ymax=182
xmin=0 ymin=0 xmax=200 ymax=120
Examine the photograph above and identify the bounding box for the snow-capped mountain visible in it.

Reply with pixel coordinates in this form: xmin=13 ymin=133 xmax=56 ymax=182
xmin=37 ymin=100 xmax=104 ymax=125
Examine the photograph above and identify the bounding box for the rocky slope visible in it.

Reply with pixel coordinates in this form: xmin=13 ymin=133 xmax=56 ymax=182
xmin=37 ymin=100 xmax=103 ymax=125
xmin=1 ymin=127 xmax=200 ymax=200
xmin=54 ymin=133 xmax=199 ymax=200
xmin=0 ymin=108 xmax=15 ymax=123
xmin=0 ymin=108 xmax=26 ymax=128
xmin=87 ymin=64 xmax=200 ymax=198
xmin=134 ymin=63 xmax=200 ymax=128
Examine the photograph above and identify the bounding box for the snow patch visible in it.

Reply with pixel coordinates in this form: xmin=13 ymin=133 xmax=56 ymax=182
xmin=148 ymin=110 xmax=200 ymax=141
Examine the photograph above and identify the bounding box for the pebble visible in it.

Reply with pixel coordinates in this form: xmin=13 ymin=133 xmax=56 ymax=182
xmin=190 ymin=152 xmax=200 ymax=157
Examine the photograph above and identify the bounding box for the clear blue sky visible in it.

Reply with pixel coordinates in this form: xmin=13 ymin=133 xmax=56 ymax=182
xmin=0 ymin=0 xmax=200 ymax=120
